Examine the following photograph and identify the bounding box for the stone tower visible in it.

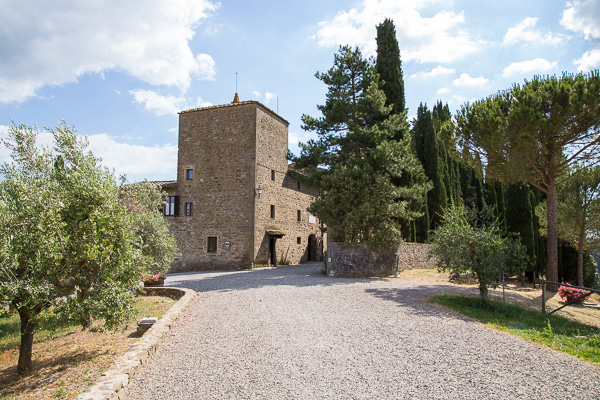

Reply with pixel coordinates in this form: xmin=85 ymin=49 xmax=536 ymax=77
xmin=162 ymin=99 xmax=324 ymax=271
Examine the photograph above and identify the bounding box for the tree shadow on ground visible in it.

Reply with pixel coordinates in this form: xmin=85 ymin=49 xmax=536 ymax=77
xmin=0 ymin=348 xmax=103 ymax=397
xmin=164 ymin=263 xmax=368 ymax=293
xmin=364 ymin=284 xmax=483 ymax=319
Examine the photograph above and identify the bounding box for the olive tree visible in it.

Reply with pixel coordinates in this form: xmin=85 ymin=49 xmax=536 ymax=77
xmin=430 ymin=205 xmax=526 ymax=302
xmin=119 ymin=180 xmax=180 ymax=275
xmin=0 ymin=123 xmax=144 ymax=373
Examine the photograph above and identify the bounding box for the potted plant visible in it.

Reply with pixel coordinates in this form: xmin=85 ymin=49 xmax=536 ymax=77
xmin=143 ymin=273 xmax=166 ymax=287
xmin=558 ymin=285 xmax=591 ymax=305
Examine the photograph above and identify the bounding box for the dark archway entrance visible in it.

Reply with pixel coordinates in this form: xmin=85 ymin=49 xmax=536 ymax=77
xmin=269 ymin=237 xmax=277 ymax=266
xmin=307 ymin=234 xmax=318 ymax=262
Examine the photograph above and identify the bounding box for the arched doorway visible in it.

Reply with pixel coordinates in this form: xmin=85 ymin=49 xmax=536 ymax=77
xmin=307 ymin=234 xmax=318 ymax=262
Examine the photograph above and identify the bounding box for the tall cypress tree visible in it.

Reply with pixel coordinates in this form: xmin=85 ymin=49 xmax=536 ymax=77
xmin=506 ymin=183 xmax=537 ymax=271
xmin=412 ymin=103 xmax=447 ymax=232
xmin=375 ymin=18 xmax=405 ymax=116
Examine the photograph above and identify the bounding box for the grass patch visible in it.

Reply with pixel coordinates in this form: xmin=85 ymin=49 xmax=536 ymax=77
xmin=0 ymin=295 xmax=176 ymax=400
xmin=431 ymin=294 xmax=600 ymax=365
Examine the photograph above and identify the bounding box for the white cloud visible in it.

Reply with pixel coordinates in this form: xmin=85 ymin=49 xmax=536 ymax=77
xmin=0 ymin=125 xmax=177 ymax=181
xmin=573 ymin=48 xmax=600 ymax=70
xmin=409 ymin=66 xmax=455 ymax=79
xmin=312 ymin=0 xmax=480 ymax=63
xmin=130 ymin=89 xmax=212 ymax=116
xmin=452 ymin=73 xmax=488 ymax=88
xmin=503 ymin=17 xmax=566 ymax=46
xmin=252 ymin=91 xmax=277 ymax=105
xmin=561 ymin=0 xmax=600 ymax=40
xmin=0 ymin=0 xmax=219 ymax=103
xmin=0 ymin=125 xmax=11 ymax=165
xmin=288 ymin=130 xmax=313 ymax=146
xmin=436 ymin=87 xmax=450 ymax=95
xmin=502 ymin=58 xmax=558 ymax=77
xmin=87 ymin=134 xmax=177 ymax=180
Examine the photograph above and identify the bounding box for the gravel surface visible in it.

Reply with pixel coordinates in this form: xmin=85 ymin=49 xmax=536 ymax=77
xmin=121 ymin=264 xmax=600 ymax=400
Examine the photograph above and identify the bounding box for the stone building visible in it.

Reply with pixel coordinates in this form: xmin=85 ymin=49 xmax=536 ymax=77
xmin=157 ymin=95 xmax=325 ymax=272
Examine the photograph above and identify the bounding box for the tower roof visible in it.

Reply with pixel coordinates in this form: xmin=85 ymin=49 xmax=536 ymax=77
xmin=179 ymin=100 xmax=289 ymax=126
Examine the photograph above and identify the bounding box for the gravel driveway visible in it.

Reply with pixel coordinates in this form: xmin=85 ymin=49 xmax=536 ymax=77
xmin=121 ymin=264 xmax=600 ymax=399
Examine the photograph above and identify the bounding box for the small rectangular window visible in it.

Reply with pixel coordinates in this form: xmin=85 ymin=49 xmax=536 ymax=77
xmin=163 ymin=196 xmax=179 ymax=216
xmin=185 ymin=202 xmax=193 ymax=216
xmin=207 ymin=236 xmax=217 ymax=253
xmin=271 ymin=169 xmax=276 ymax=181
xmin=297 ymin=210 xmax=301 ymax=222
xmin=186 ymin=169 xmax=193 ymax=180
xmin=270 ymin=205 xmax=275 ymax=219
xmin=297 ymin=237 xmax=301 ymax=245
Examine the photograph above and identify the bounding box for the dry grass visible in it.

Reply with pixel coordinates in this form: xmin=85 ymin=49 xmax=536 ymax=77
xmin=0 ymin=295 xmax=175 ymax=400
xmin=401 ymin=268 xmax=600 ymax=328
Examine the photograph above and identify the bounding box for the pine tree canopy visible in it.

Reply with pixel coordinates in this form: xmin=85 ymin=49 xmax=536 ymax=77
xmin=292 ymin=44 xmax=430 ymax=251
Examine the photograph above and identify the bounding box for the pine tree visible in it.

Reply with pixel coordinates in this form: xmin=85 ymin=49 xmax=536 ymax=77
xmin=293 ymin=46 xmax=430 ymax=251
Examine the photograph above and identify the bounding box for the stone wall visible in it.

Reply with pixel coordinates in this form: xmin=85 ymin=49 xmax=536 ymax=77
xmin=164 ymin=101 xmax=324 ymax=272
xmin=253 ymin=106 xmax=324 ymax=265
xmin=326 ymin=240 xmax=434 ymax=278
xmin=167 ymin=103 xmax=257 ymax=271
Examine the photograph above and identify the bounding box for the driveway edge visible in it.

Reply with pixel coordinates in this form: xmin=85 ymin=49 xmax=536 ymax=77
xmin=74 ymin=287 xmax=196 ymax=400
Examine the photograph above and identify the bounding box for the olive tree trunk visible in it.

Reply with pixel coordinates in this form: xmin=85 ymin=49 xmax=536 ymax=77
xmin=17 ymin=308 xmax=35 ymax=374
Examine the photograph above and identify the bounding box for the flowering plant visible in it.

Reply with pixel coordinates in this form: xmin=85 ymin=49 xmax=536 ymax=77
xmin=558 ymin=285 xmax=591 ymax=303
xmin=143 ymin=273 xmax=166 ymax=283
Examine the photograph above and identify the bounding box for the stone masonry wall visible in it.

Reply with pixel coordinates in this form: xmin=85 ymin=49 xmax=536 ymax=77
xmin=167 ymin=103 xmax=257 ymax=271
xmin=327 ymin=239 xmax=434 ymax=278
xmin=164 ymin=101 xmax=324 ymax=271
xmin=253 ymin=107 xmax=324 ymax=265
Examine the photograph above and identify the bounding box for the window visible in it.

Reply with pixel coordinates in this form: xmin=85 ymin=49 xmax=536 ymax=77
xmin=163 ymin=196 xmax=179 ymax=216
xmin=186 ymin=169 xmax=193 ymax=180
xmin=271 ymin=169 xmax=276 ymax=181
xmin=185 ymin=202 xmax=193 ymax=216
xmin=297 ymin=210 xmax=301 ymax=222
xmin=207 ymin=236 xmax=218 ymax=253
xmin=297 ymin=237 xmax=301 ymax=245
xmin=270 ymin=205 xmax=275 ymax=219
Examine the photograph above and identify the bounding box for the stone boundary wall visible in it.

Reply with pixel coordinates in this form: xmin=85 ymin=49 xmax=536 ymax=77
xmin=327 ymin=241 xmax=434 ymax=278
xmin=75 ymin=287 xmax=196 ymax=400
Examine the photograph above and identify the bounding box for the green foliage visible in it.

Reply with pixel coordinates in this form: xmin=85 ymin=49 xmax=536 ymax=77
xmin=456 ymin=71 xmax=600 ymax=286
xmin=412 ymin=103 xmax=447 ymax=233
xmin=120 ymin=180 xmax=180 ymax=275
xmin=537 ymin=166 xmax=600 ymax=285
xmin=294 ymin=45 xmax=430 ymax=251
xmin=431 ymin=294 xmax=600 ymax=365
xmin=504 ymin=183 xmax=539 ymax=273
xmin=375 ymin=18 xmax=405 ymax=117
xmin=0 ymin=122 xmax=145 ymax=372
xmin=430 ymin=205 xmax=526 ymax=302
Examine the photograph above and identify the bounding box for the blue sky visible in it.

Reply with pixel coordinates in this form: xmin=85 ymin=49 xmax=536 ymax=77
xmin=1 ymin=0 xmax=599 ymax=182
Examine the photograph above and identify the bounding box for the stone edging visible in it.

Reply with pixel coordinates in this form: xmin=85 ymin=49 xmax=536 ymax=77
xmin=74 ymin=287 xmax=196 ymax=400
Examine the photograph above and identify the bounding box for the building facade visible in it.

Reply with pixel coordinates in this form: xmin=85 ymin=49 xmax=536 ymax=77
xmin=160 ymin=98 xmax=325 ymax=272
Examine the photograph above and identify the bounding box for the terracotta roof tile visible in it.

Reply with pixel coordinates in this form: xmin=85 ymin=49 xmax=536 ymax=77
xmin=179 ymin=100 xmax=289 ymax=125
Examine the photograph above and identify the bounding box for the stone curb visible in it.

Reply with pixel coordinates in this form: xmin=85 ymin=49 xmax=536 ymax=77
xmin=74 ymin=287 xmax=196 ymax=400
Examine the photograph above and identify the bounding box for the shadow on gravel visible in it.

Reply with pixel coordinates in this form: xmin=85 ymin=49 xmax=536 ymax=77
xmin=164 ymin=263 xmax=368 ymax=293
xmin=365 ymin=285 xmax=481 ymax=319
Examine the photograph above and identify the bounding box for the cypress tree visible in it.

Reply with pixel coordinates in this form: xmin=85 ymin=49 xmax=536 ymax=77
xmin=506 ymin=183 xmax=536 ymax=270
xmin=375 ymin=18 xmax=405 ymax=116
